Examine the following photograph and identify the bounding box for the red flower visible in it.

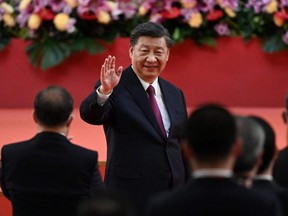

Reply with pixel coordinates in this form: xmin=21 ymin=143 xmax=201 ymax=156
xmin=161 ymin=7 xmax=181 ymax=19
xmin=206 ymin=10 xmax=223 ymax=21
xmin=38 ymin=7 xmax=55 ymax=20
xmin=275 ymin=9 xmax=288 ymax=20
xmin=78 ymin=11 xmax=97 ymax=20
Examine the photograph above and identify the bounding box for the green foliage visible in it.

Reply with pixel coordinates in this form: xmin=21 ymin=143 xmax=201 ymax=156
xmin=26 ymin=37 xmax=105 ymax=70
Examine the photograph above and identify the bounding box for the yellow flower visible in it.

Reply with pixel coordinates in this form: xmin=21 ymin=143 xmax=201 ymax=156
xmin=106 ymin=1 xmax=117 ymax=10
xmin=19 ymin=0 xmax=32 ymax=11
xmin=265 ymin=0 xmax=278 ymax=14
xmin=97 ymin=10 xmax=110 ymax=24
xmin=65 ymin=0 xmax=78 ymax=8
xmin=224 ymin=7 xmax=236 ymax=17
xmin=3 ymin=14 xmax=16 ymax=27
xmin=138 ymin=5 xmax=148 ymax=16
xmin=54 ymin=13 xmax=70 ymax=31
xmin=28 ymin=14 xmax=42 ymax=30
xmin=1 ymin=2 xmax=14 ymax=14
xmin=273 ymin=15 xmax=284 ymax=27
xmin=188 ymin=12 xmax=203 ymax=28
xmin=181 ymin=0 xmax=196 ymax=9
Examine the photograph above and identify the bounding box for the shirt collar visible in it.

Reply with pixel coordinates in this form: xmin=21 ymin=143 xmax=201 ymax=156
xmin=38 ymin=130 xmax=66 ymax=137
xmin=192 ymin=169 xmax=233 ymax=179
xmin=253 ymin=174 xmax=273 ymax=181
xmin=137 ymin=76 xmax=159 ymax=95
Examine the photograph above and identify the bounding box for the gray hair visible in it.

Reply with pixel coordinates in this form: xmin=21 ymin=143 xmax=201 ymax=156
xmin=234 ymin=115 xmax=265 ymax=172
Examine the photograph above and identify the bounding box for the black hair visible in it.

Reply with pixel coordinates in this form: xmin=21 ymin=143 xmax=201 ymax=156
xmin=130 ymin=21 xmax=173 ymax=48
xmin=185 ymin=104 xmax=237 ymax=161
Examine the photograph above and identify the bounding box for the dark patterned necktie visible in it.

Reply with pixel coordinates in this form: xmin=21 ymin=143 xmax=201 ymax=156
xmin=146 ymin=85 xmax=167 ymax=139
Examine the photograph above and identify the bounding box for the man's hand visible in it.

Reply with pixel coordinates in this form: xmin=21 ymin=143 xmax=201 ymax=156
xmin=99 ymin=55 xmax=123 ymax=95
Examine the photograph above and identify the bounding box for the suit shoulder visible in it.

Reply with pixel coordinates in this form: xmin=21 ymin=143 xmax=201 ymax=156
xmin=159 ymin=77 xmax=181 ymax=91
xmin=278 ymin=147 xmax=288 ymax=157
xmin=2 ymin=140 xmax=31 ymax=151
xmin=69 ymin=142 xmax=98 ymax=156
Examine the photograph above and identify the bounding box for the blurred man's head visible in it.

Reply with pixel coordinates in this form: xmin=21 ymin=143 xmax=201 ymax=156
xmin=34 ymin=86 xmax=73 ymax=127
xmin=249 ymin=115 xmax=277 ymax=175
xmin=281 ymin=94 xmax=288 ymax=143
xmin=184 ymin=104 xmax=239 ymax=168
xmin=233 ymin=116 xmax=265 ymax=175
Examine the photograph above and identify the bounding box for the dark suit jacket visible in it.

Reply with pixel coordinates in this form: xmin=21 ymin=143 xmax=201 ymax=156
xmin=273 ymin=147 xmax=288 ymax=187
xmin=253 ymin=179 xmax=288 ymax=216
xmin=252 ymin=179 xmax=283 ymax=216
xmin=80 ymin=66 xmax=188 ymax=211
xmin=146 ymin=177 xmax=280 ymax=216
xmin=1 ymin=132 xmax=103 ymax=216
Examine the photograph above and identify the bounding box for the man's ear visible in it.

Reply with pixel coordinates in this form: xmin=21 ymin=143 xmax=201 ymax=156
xmin=282 ymin=111 xmax=287 ymax=124
xmin=129 ymin=45 xmax=133 ymax=59
xmin=66 ymin=114 xmax=74 ymax=127
xmin=166 ymin=49 xmax=170 ymax=61
xmin=182 ymin=141 xmax=194 ymax=162
xmin=272 ymin=148 xmax=279 ymax=161
xmin=33 ymin=110 xmax=38 ymax=124
xmin=232 ymin=137 xmax=242 ymax=159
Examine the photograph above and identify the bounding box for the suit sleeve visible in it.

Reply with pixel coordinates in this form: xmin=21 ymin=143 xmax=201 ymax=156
xmin=80 ymin=81 xmax=113 ymax=125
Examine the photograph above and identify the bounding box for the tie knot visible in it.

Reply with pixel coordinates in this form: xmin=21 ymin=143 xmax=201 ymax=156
xmin=147 ymin=85 xmax=155 ymax=95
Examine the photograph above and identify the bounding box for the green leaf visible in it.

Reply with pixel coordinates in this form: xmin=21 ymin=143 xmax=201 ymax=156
xmin=26 ymin=42 xmax=42 ymax=68
xmin=71 ymin=38 xmax=105 ymax=54
xmin=262 ymin=35 xmax=287 ymax=53
xmin=41 ymin=41 xmax=72 ymax=70
xmin=0 ymin=38 xmax=10 ymax=51
xmin=172 ymin=28 xmax=181 ymax=42
xmin=199 ymin=37 xmax=217 ymax=47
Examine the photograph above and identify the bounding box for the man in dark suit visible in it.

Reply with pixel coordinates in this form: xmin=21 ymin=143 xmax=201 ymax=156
xmin=146 ymin=104 xmax=279 ymax=216
xmin=0 ymin=86 xmax=103 ymax=216
xmin=80 ymin=22 xmax=188 ymax=214
xmin=273 ymin=94 xmax=288 ymax=187
xmin=249 ymin=115 xmax=285 ymax=216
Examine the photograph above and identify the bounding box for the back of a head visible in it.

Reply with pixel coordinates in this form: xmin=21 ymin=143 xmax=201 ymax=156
xmin=249 ymin=115 xmax=276 ymax=174
xmin=77 ymin=190 xmax=134 ymax=216
xmin=34 ymin=85 xmax=73 ymax=127
xmin=233 ymin=116 xmax=265 ymax=173
xmin=130 ymin=21 xmax=173 ymax=48
xmin=185 ymin=104 xmax=237 ymax=162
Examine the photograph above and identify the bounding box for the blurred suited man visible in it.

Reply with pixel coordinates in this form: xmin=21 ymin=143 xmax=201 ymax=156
xmin=273 ymin=94 xmax=288 ymax=187
xmin=249 ymin=115 xmax=285 ymax=216
xmin=146 ymin=104 xmax=278 ymax=216
xmin=1 ymin=86 xmax=103 ymax=216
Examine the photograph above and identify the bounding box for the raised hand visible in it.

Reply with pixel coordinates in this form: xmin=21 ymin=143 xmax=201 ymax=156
xmin=99 ymin=55 xmax=123 ymax=95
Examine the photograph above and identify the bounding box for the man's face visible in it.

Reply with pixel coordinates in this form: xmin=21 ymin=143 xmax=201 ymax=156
xmin=129 ymin=36 xmax=170 ymax=83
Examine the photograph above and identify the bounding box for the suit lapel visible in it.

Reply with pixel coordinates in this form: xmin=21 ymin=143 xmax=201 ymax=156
xmin=122 ymin=67 xmax=167 ymax=140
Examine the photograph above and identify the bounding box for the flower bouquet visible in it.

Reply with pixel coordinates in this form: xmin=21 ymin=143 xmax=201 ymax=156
xmin=1 ymin=0 xmax=288 ymax=70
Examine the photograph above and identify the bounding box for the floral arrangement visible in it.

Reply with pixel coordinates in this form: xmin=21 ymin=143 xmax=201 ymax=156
xmin=1 ymin=0 xmax=288 ymax=70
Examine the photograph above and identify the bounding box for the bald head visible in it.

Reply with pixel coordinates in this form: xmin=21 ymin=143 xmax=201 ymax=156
xmin=34 ymin=86 xmax=73 ymax=127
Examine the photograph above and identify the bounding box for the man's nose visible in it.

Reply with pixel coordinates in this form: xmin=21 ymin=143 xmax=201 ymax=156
xmin=146 ymin=53 xmax=157 ymax=62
